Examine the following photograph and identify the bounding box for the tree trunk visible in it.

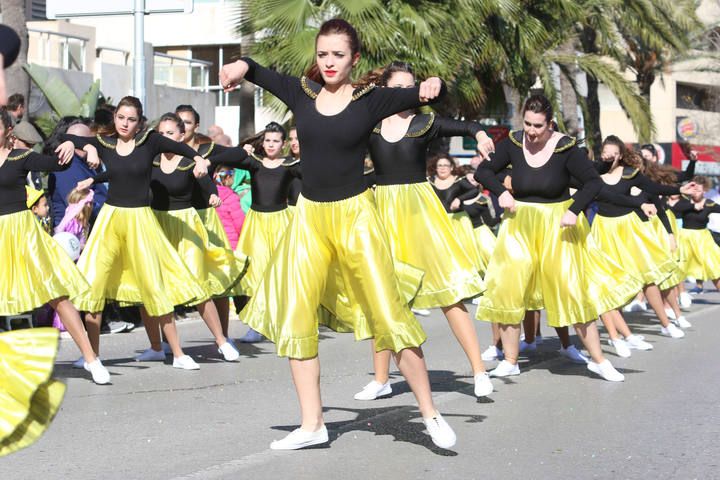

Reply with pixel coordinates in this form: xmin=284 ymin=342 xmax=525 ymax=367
xmin=1 ymin=0 xmax=29 ymax=107
xmin=580 ymin=26 xmax=602 ymax=158
xmin=557 ymin=38 xmax=580 ymax=135
xmin=501 ymin=83 xmax=524 ymax=130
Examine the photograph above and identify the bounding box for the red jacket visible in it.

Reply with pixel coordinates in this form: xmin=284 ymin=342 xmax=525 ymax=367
xmin=215 ymin=185 xmax=245 ymax=250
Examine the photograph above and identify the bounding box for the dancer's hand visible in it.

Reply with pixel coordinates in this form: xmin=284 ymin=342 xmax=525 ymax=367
xmin=679 ymin=182 xmax=696 ymax=195
xmin=466 ymin=173 xmax=479 ymax=186
xmin=499 ymin=190 xmax=516 ymax=213
xmin=668 ymin=234 xmax=677 ymax=252
xmin=640 ymin=203 xmax=657 ymax=217
xmin=475 ymin=131 xmax=495 ymax=160
xmin=55 ymin=141 xmax=75 ymax=164
xmin=208 ymin=194 xmax=221 ymax=208
xmin=193 ymin=156 xmax=208 ymax=177
xmin=220 ymin=60 xmax=248 ymax=92
xmin=418 ymin=77 xmax=442 ymax=102
xmin=84 ymin=145 xmax=100 ymax=169
xmin=502 ymin=175 xmax=513 ymax=193
xmin=450 ymin=198 xmax=461 ymax=211
xmin=76 ymin=178 xmax=94 ymax=190
xmin=242 ymin=144 xmax=254 ymax=155
xmin=560 ymin=210 xmax=577 ymax=228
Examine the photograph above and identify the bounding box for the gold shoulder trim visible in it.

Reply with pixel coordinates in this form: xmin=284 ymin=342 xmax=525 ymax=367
xmin=97 ymin=134 xmax=116 ymax=149
xmin=300 ymin=76 xmax=318 ymax=99
xmin=7 ymin=149 xmax=33 ymax=161
xmin=508 ymin=131 xmax=523 ymax=148
xmin=135 ymin=129 xmax=152 ymax=146
xmin=152 ymin=159 xmax=161 ymax=167
xmin=622 ymin=168 xmax=640 ymax=180
xmin=406 ymin=112 xmax=435 ymax=138
xmin=352 ymin=83 xmax=376 ymax=101
xmin=176 ymin=162 xmax=195 ymax=172
xmin=201 ymin=142 xmax=216 ymax=158
xmin=372 ymin=124 xmax=382 ymax=134
xmin=475 ymin=198 xmax=488 ymax=205
xmin=283 ymin=158 xmax=300 ymax=167
xmin=554 ymin=136 xmax=577 ymax=153
xmin=250 ymin=152 xmax=263 ymax=163
xmin=708 ymin=201 xmax=716 ymax=207
xmin=364 ymin=167 xmax=375 ymax=175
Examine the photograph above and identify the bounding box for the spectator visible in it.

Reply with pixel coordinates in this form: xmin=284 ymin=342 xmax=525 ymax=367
xmin=213 ymin=165 xmax=245 ymax=250
xmin=26 ymin=186 xmax=52 ymax=234
xmin=11 ymin=121 xmax=42 ymax=148
xmin=215 ymin=133 xmax=232 ymax=146
xmin=46 ymin=120 xmax=108 ymax=225
xmin=7 ymin=93 xmax=24 ymax=122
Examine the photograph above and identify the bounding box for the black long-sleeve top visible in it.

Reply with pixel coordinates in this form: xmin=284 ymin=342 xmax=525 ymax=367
xmin=287 ymin=156 xmax=302 ymax=206
xmin=473 ymin=131 xmax=602 ymax=215
xmin=430 ymin=176 xmax=479 ymax=213
xmin=671 ymin=197 xmax=720 ymax=230
xmin=149 ymin=157 xmax=218 ymax=211
xmin=464 ymin=196 xmax=499 ymax=228
xmin=208 ymin=148 xmax=302 ymax=212
xmin=676 ymin=159 xmax=696 ymax=183
xmin=61 ymin=130 xmax=200 ymax=208
xmin=0 ymin=149 xmax=70 ymax=215
xmin=368 ymin=113 xmax=482 ymax=185
xmin=189 ymin=141 xmax=232 ymax=210
xmin=595 ymin=167 xmax=680 ymax=218
xmin=241 ymin=57 xmax=445 ymax=202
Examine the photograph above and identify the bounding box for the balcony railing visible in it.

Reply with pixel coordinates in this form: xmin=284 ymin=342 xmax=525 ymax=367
xmin=153 ymin=52 xmax=212 ymax=90
xmin=28 ymin=28 xmax=89 ymax=71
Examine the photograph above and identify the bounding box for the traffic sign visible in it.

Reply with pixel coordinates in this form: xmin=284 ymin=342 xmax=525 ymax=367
xmin=47 ymin=0 xmax=193 ymax=18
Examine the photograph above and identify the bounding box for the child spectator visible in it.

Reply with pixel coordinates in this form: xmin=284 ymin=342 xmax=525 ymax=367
xmin=55 ymin=188 xmax=94 ymax=251
xmin=26 ymin=186 xmax=51 ymax=234
xmin=213 ymin=165 xmax=245 ymax=250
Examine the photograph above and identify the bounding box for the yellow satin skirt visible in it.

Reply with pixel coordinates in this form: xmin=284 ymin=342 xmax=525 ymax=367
xmin=196 ymin=207 xmax=232 ymax=250
xmin=477 ymin=200 xmax=618 ymax=327
xmin=0 ymin=328 xmax=65 ymax=457
xmin=154 ymin=208 xmax=248 ymax=304
xmin=473 ymin=224 xmax=497 ymax=274
xmin=73 ymin=205 xmax=206 ymax=316
xmin=0 ymin=210 xmax=88 ymax=315
xmin=650 ymin=213 xmax=685 ymax=290
xmin=372 ymin=183 xmax=484 ymax=308
xmin=234 ymin=208 xmax=293 ymax=297
xmin=242 ymin=190 xmax=427 ymax=359
xmin=679 ymin=228 xmax=720 ymax=281
xmin=591 ymin=214 xmax=676 ymax=287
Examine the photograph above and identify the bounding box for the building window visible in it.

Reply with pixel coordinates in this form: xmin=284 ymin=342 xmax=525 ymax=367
xmin=676 ymin=83 xmax=720 ymax=112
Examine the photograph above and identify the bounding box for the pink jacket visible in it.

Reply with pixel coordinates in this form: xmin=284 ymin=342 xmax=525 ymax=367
xmin=215 ymin=185 xmax=245 ymax=249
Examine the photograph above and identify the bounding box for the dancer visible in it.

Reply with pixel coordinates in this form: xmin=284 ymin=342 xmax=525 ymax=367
xmin=220 ymin=18 xmax=456 ymax=449
xmin=61 ymin=96 xmax=209 ymax=371
xmin=125 ymin=112 xmax=246 ymax=362
xmin=591 ymin=136 xmax=694 ymax=341
xmin=0 ymin=106 xmax=110 ymax=384
xmin=352 ymin=61 xmax=494 ymax=401
xmin=673 ymin=176 xmax=720 ymax=291
xmin=474 ymin=94 xmax=630 ymax=382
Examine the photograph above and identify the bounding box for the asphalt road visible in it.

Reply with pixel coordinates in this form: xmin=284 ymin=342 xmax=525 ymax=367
xmin=2 ymin=289 xmax=719 ymax=480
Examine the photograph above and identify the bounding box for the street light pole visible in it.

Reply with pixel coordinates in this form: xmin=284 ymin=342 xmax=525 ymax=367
xmin=133 ymin=0 xmax=146 ymax=106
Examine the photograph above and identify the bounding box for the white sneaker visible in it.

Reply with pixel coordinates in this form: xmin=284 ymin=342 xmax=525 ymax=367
xmin=422 ymin=412 xmax=456 ymax=449
xmin=474 ymin=372 xmax=493 ymax=397
xmin=172 ymin=355 xmax=200 ymax=370
xmin=270 ymin=426 xmax=329 ymax=450
xmin=559 ymin=345 xmax=589 ymax=364
xmin=471 ymin=297 xmax=480 ymax=305
xmin=135 ymin=348 xmax=166 ymax=362
xmin=411 ymin=308 xmax=431 ymax=316
xmin=674 ymin=316 xmax=692 ymax=329
xmin=609 ymin=338 xmax=632 ymax=358
xmin=161 ymin=342 xmax=172 ymax=354
xmin=587 ymin=359 xmax=625 ymax=382
xmin=218 ymin=341 xmax=240 ymax=361
xmin=354 ymin=380 xmax=392 ymax=400
xmin=84 ymin=359 xmax=111 ymax=385
xmin=625 ymin=335 xmax=653 ymax=350
xmin=661 ymin=323 xmax=685 ymax=339
xmin=72 ymin=356 xmax=85 ymax=369
xmin=519 ymin=340 xmax=537 ymax=353
xmin=664 ymin=308 xmax=677 ymax=320
xmin=679 ymin=292 xmax=692 ymax=309
xmin=488 ymin=360 xmax=520 ymax=377
xmin=480 ymin=345 xmax=502 ymax=361
xmin=623 ymin=299 xmax=647 ymax=312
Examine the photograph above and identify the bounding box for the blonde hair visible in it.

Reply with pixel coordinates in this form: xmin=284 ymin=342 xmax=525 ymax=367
xmin=66 ymin=188 xmax=93 ymax=228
